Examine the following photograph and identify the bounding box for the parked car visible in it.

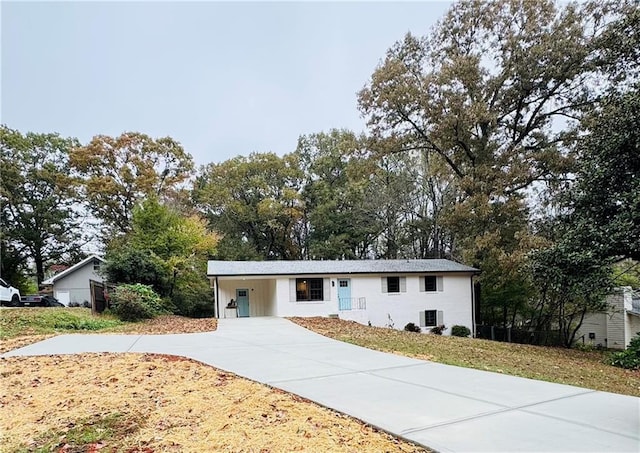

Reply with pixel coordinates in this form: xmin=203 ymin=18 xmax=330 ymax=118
xmin=0 ymin=278 xmax=21 ymax=306
xmin=21 ymin=294 xmax=63 ymax=307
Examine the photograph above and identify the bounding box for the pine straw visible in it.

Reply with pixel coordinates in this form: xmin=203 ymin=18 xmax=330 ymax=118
xmin=289 ymin=317 xmax=640 ymax=397
xmin=0 ymin=353 xmax=428 ymax=453
xmin=105 ymin=315 xmax=217 ymax=335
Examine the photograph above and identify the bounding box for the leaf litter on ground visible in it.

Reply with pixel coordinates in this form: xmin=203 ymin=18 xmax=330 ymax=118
xmin=0 ymin=353 xmax=428 ymax=453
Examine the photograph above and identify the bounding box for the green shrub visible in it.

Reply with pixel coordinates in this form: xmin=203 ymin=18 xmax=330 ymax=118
xmin=573 ymin=342 xmax=597 ymax=352
xmin=171 ymin=279 xmax=215 ymax=318
xmin=451 ymin=325 xmax=471 ymax=337
xmin=609 ymin=333 xmax=640 ymax=370
xmin=110 ymin=284 xmax=164 ymax=322
xmin=404 ymin=322 xmax=422 ymax=333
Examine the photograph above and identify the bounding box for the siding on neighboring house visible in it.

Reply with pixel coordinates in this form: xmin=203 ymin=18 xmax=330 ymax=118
xmin=52 ymin=259 xmax=103 ymax=306
xmin=575 ymin=287 xmax=639 ymax=349
xmin=623 ymin=291 xmax=640 ymax=347
xmin=607 ymin=291 xmax=627 ymax=349
xmin=578 ymin=313 xmax=608 ymax=347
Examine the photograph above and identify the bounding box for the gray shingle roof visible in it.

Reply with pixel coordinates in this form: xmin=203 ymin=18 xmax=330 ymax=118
xmin=207 ymin=259 xmax=478 ymax=277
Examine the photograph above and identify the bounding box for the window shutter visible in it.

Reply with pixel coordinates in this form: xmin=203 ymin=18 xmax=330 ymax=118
xmin=437 ymin=276 xmax=444 ymax=292
xmin=323 ymin=278 xmax=331 ymax=301
xmin=400 ymin=277 xmax=407 ymax=292
xmin=289 ymin=279 xmax=296 ymax=302
xmin=419 ymin=276 xmax=426 ymax=292
xmin=437 ymin=310 xmax=444 ymax=325
xmin=419 ymin=311 xmax=426 ymax=327
xmin=381 ymin=277 xmax=388 ymax=293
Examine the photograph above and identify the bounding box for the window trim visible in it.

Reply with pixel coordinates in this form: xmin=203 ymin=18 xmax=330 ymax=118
xmin=382 ymin=276 xmax=406 ymax=293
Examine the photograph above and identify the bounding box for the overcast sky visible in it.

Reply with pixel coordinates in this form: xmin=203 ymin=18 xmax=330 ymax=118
xmin=2 ymin=1 xmax=450 ymax=166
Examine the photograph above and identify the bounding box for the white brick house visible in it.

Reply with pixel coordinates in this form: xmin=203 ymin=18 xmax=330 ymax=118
xmin=207 ymin=259 xmax=478 ymax=335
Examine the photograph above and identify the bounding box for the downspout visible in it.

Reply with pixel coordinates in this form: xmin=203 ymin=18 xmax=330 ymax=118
xmin=215 ymin=276 xmax=220 ymax=319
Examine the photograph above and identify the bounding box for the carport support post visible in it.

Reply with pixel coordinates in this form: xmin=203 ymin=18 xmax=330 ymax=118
xmin=215 ymin=276 xmax=220 ymax=319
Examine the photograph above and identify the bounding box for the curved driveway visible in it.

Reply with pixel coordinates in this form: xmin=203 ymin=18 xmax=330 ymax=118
xmin=3 ymin=317 xmax=639 ymax=452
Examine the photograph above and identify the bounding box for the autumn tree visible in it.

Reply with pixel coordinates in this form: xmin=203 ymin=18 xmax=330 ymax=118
xmin=358 ymin=0 xmax=637 ymax=330
xmin=0 ymin=126 xmax=86 ymax=284
xmin=70 ymin=132 xmax=194 ymax=238
xmin=358 ymin=0 xmax=635 ymax=258
xmin=193 ymin=153 xmax=303 ymax=260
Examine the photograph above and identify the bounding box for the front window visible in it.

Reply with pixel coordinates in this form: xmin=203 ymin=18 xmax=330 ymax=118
xmin=387 ymin=276 xmax=400 ymax=293
xmin=296 ymin=278 xmax=324 ymax=301
xmin=424 ymin=276 xmax=437 ymax=292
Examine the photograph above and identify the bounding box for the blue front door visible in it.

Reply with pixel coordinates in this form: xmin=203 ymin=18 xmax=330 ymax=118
xmin=338 ymin=279 xmax=351 ymax=310
xmin=236 ymin=288 xmax=249 ymax=317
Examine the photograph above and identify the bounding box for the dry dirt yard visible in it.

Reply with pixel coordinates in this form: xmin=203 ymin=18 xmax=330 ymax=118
xmin=0 ymin=315 xmax=428 ymax=453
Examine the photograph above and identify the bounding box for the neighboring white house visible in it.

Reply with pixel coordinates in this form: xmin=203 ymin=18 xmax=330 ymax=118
xmin=207 ymin=259 xmax=479 ymax=335
xmin=42 ymin=255 xmax=105 ymax=306
xmin=575 ymin=287 xmax=640 ymax=350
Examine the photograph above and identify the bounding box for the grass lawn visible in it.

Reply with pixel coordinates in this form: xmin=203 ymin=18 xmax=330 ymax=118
xmin=0 ymin=308 xmax=217 ymax=354
xmin=289 ymin=317 xmax=640 ymax=397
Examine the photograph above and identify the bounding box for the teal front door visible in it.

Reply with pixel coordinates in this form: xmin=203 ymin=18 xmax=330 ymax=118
xmin=338 ymin=278 xmax=351 ymax=310
xmin=236 ymin=288 xmax=249 ymax=317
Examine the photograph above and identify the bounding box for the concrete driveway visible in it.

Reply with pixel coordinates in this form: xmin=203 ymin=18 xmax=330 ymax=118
xmin=3 ymin=317 xmax=639 ymax=452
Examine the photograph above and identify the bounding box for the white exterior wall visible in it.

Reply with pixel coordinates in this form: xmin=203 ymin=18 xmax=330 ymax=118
xmin=273 ymin=273 xmax=473 ymax=335
xmin=217 ymin=279 xmax=276 ymax=318
xmin=347 ymin=274 xmax=473 ymax=334
xmin=53 ymin=260 xmax=103 ymax=306
xmin=274 ymin=276 xmax=337 ymax=317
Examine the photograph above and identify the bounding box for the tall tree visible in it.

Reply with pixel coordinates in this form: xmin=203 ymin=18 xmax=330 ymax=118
xmin=193 ymin=153 xmax=303 ymax=260
xmin=528 ymin=230 xmax=613 ymax=347
xmin=358 ymin=0 xmax=634 ymax=260
xmin=0 ymin=126 xmax=85 ymax=284
xmin=70 ymin=132 xmax=194 ymax=238
xmin=567 ymin=87 xmax=640 ymax=261
xmin=296 ymin=130 xmax=381 ymax=259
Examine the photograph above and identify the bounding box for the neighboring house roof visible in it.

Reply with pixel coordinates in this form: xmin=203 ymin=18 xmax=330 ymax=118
xmin=207 ymin=259 xmax=479 ymax=277
xmin=42 ymin=255 xmax=105 ymax=285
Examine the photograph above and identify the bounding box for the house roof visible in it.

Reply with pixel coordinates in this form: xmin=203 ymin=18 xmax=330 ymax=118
xmin=207 ymin=259 xmax=478 ymax=277
xmin=42 ymin=255 xmax=105 ymax=285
